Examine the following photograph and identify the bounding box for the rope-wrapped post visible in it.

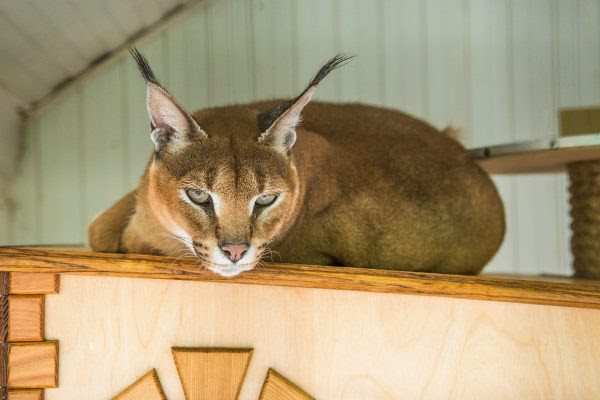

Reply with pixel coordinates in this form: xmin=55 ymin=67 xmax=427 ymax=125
xmin=568 ymin=160 xmax=600 ymax=279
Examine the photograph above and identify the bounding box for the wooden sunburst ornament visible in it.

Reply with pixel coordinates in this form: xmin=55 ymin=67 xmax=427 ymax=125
xmin=112 ymin=347 xmax=313 ymax=399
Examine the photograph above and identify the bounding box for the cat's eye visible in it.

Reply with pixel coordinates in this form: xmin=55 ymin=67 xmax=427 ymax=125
xmin=255 ymin=194 xmax=277 ymax=207
xmin=186 ymin=188 xmax=211 ymax=205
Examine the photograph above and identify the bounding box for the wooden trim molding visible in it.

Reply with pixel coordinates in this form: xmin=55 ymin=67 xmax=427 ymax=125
xmin=8 ymin=341 xmax=58 ymax=388
xmin=0 ymin=248 xmax=599 ymax=309
xmin=9 ymin=274 xmax=59 ymax=295
xmin=8 ymin=296 xmax=44 ymax=342
xmin=7 ymin=389 xmax=44 ymax=400
xmin=0 ymin=270 xmax=60 ymax=398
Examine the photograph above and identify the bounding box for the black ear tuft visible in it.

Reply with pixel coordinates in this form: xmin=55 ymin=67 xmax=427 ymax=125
xmin=257 ymin=100 xmax=294 ymax=133
xmin=257 ymin=53 xmax=353 ymax=132
xmin=306 ymin=53 xmax=353 ymax=89
xmin=129 ymin=47 xmax=161 ymax=86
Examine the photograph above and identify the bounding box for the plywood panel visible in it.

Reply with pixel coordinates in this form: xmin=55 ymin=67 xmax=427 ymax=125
xmin=8 ymin=295 xmax=44 ymax=342
xmin=8 ymin=341 xmax=58 ymax=388
xmin=44 ymin=275 xmax=600 ymax=399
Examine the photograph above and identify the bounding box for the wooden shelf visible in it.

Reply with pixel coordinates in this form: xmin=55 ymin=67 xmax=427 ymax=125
xmin=470 ymin=133 xmax=600 ymax=174
xmin=0 ymin=247 xmax=599 ymax=309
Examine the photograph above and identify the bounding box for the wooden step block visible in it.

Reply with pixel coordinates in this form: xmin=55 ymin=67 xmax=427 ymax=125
xmin=8 ymin=389 xmax=44 ymax=400
xmin=259 ymin=369 xmax=314 ymax=400
xmin=8 ymin=341 xmax=58 ymax=388
xmin=172 ymin=347 xmax=253 ymax=400
xmin=9 ymin=295 xmax=44 ymax=342
xmin=113 ymin=369 xmax=165 ymax=400
xmin=10 ymin=274 xmax=59 ymax=295
xmin=560 ymin=107 xmax=600 ymax=136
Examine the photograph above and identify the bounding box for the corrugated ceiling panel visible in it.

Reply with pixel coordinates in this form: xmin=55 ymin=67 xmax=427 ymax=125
xmin=0 ymin=0 xmax=185 ymax=105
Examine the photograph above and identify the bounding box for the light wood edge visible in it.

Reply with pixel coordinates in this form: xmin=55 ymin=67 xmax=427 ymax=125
xmin=9 ymin=273 xmax=59 ymax=295
xmin=8 ymin=341 xmax=59 ymax=389
xmin=259 ymin=368 xmax=314 ymax=400
xmin=470 ymin=133 xmax=600 ymax=173
xmin=171 ymin=347 xmax=254 ymax=400
xmin=0 ymin=248 xmax=599 ymax=309
xmin=8 ymin=389 xmax=44 ymax=400
xmin=8 ymin=295 xmax=45 ymax=342
xmin=112 ymin=369 xmax=165 ymax=400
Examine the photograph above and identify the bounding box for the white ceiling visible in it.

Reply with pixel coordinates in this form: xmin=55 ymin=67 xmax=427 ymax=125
xmin=0 ymin=0 xmax=185 ymax=107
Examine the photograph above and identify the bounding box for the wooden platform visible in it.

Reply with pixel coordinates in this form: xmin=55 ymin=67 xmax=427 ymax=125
xmin=0 ymin=247 xmax=598 ymax=398
xmin=0 ymin=247 xmax=599 ymax=309
xmin=470 ymin=132 xmax=600 ymax=174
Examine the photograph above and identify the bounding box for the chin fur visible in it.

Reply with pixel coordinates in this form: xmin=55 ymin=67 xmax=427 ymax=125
xmin=205 ymin=263 xmax=255 ymax=277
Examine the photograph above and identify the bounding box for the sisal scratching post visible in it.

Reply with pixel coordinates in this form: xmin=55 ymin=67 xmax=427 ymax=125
xmin=561 ymin=107 xmax=600 ymax=278
xmin=568 ymin=161 xmax=600 ymax=278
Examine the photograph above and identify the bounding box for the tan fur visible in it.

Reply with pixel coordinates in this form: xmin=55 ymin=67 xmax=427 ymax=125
xmin=442 ymin=125 xmax=462 ymax=142
xmin=90 ymin=100 xmax=505 ymax=275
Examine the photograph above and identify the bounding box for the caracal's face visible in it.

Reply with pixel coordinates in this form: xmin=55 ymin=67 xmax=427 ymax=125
xmin=147 ymin=129 xmax=298 ymax=277
xmin=129 ymin=48 xmax=346 ymax=276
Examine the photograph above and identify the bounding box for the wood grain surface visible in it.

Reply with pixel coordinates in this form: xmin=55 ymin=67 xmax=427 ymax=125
xmin=172 ymin=347 xmax=253 ymax=400
xmin=7 ymin=389 xmax=43 ymax=400
xmin=8 ymin=296 xmax=44 ymax=342
xmin=112 ymin=369 xmax=165 ymax=400
xmin=9 ymin=274 xmax=59 ymax=295
xmin=0 ymin=247 xmax=599 ymax=309
xmin=560 ymin=107 xmax=600 ymax=136
xmin=259 ymin=369 xmax=314 ymax=400
xmin=8 ymin=341 xmax=58 ymax=388
xmin=1 ymin=272 xmax=9 ymax=397
xmin=476 ymin=146 xmax=600 ymax=173
xmin=44 ymin=275 xmax=600 ymax=399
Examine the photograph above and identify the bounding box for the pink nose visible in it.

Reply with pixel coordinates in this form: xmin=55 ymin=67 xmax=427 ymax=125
xmin=220 ymin=243 xmax=249 ymax=263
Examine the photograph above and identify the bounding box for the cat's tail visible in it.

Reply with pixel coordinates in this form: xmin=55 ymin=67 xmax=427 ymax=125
xmin=442 ymin=125 xmax=462 ymax=143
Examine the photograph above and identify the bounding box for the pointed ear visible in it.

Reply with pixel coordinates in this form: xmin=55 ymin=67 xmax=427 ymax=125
xmin=257 ymin=53 xmax=353 ymax=155
xmin=130 ymin=47 xmax=206 ymax=152
xmin=146 ymin=83 xmax=206 ymax=150
xmin=257 ymin=86 xmax=316 ymax=155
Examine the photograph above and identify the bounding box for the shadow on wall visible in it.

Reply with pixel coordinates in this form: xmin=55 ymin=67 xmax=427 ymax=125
xmin=0 ymin=94 xmax=24 ymax=243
